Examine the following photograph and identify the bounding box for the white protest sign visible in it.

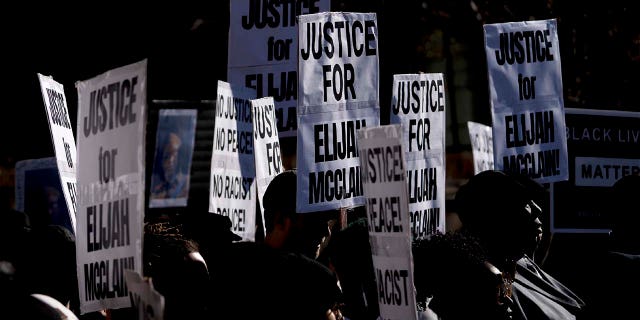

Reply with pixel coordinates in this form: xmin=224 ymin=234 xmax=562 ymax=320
xmin=357 ymin=124 xmax=417 ymax=320
xmin=227 ymin=0 xmax=330 ymax=138
xmin=125 ymin=270 xmax=165 ymax=320
xmin=252 ymin=96 xmax=283 ymax=233
xmin=38 ymin=73 xmax=78 ymax=232
xmin=389 ymin=73 xmax=446 ymax=238
xmin=209 ymin=80 xmax=257 ymax=241
xmin=75 ymin=59 xmax=147 ymax=314
xmin=297 ymin=12 xmax=380 ymax=213
xmin=467 ymin=121 xmax=495 ymax=174
xmin=484 ymin=19 xmax=568 ymax=183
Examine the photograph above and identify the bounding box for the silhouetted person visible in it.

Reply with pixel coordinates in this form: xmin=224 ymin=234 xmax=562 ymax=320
xmin=325 ymin=215 xmax=380 ymax=320
xmin=27 ymin=225 xmax=77 ymax=308
xmin=181 ymin=211 xmax=241 ymax=271
xmin=581 ymin=174 xmax=640 ymax=319
xmin=262 ymin=169 xmax=338 ymax=260
xmin=455 ymin=170 xmax=584 ymax=320
xmin=144 ymin=223 xmax=209 ymax=320
xmin=212 ymin=169 xmax=342 ymax=320
xmin=412 ymin=231 xmax=513 ymax=320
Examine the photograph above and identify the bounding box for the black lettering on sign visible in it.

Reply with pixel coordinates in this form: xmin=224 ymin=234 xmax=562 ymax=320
xmin=322 ymin=63 xmax=356 ymax=102
xmin=301 ymin=19 xmax=377 ymax=60
xmin=494 ymin=29 xmax=554 ymax=65
xmin=245 ymin=71 xmax=296 ymax=102
xmin=226 ymin=129 xmax=253 ymax=154
xmin=363 ymin=145 xmax=404 ymax=184
xmin=241 ymin=0 xmax=321 ymax=29
xmin=472 ymin=131 xmax=493 ymax=154
xmin=46 ymin=88 xmax=72 ymax=129
xmin=98 ymin=147 xmax=117 ymax=184
xmin=392 ymin=79 xmax=444 ymax=115
xmin=274 ymin=106 xmax=297 ymax=132
xmin=268 ymin=36 xmax=293 ymax=61
xmin=66 ymin=182 xmax=77 ymax=215
xmin=407 ymin=168 xmax=437 ymax=204
xmin=63 ymin=137 xmax=74 ymax=168
xmin=84 ymin=256 xmax=134 ymax=301
xmin=518 ymin=73 xmax=537 ymax=100
xmin=83 ymin=77 xmax=138 ymax=138
xmin=376 ymin=268 xmax=410 ymax=306
xmin=314 ymin=119 xmax=366 ymax=163
xmin=86 ymin=198 xmax=131 ymax=252
xmin=309 ymin=166 xmax=362 ymax=204
xmin=253 ymin=102 xmax=275 ymax=140
xmin=216 ymin=207 xmax=246 ymax=232
xmin=214 ymin=127 xmax=226 ymax=151
xmin=408 ymin=118 xmax=430 ymax=152
xmin=502 ymin=149 xmax=560 ymax=178
xmin=410 ymin=208 xmax=440 ymax=238
xmin=581 ymin=164 xmax=640 ymax=180
xmin=505 ymin=111 xmax=554 ymax=148
xmin=223 ymin=176 xmax=254 ymax=200
xmin=266 ymin=141 xmax=282 ymax=175
xmin=216 ymin=94 xmax=252 ymax=122
xmin=367 ymin=196 xmax=403 ymax=233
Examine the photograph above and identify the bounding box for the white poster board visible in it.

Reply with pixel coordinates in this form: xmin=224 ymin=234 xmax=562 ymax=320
xmin=37 ymin=73 xmax=78 ymax=232
xmin=297 ymin=12 xmax=380 ymax=213
xmin=227 ymin=0 xmax=330 ymax=138
xmin=75 ymin=59 xmax=147 ymax=313
xmin=389 ymin=73 xmax=446 ymax=238
xmin=125 ymin=270 xmax=165 ymax=320
xmin=484 ymin=19 xmax=568 ymax=184
xmin=209 ymin=80 xmax=257 ymax=241
xmin=357 ymin=124 xmax=417 ymax=320
xmin=252 ymin=96 xmax=283 ymax=233
xmin=467 ymin=121 xmax=495 ymax=174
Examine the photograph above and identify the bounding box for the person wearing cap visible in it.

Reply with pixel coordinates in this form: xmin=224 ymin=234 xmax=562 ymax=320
xmin=455 ymin=170 xmax=584 ymax=320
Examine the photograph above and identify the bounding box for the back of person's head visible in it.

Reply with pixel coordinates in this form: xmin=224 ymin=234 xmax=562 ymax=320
xmin=26 ymin=225 xmax=77 ymax=307
xmin=0 ymin=209 xmax=31 ymax=265
xmin=144 ymin=222 xmax=209 ymax=320
xmin=262 ymin=169 xmax=336 ymax=259
xmin=263 ymin=169 xmax=298 ymax=233
xmin=412 ymin=231 xmax=513 ymax=320
xmin=610 ymin=174 xmax=640 ymax=249
xmin=326 ymin=216 xmax=380 ymax=320
xmin=182 ymin=211 xmax=241 ymax=265
xmin=455 ymin=170 xmax=542 ymax=263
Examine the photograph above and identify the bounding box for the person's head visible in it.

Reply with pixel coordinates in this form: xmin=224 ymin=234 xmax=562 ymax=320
xmin=182 ymin=211 xmax=241 ymax=267
xmin=455 ymin=170 xmax=543 ymax=265
xmin=412 ymin=232 xmax=513 ymax=320
xmin=262 ymin=169 xmax=336 ymax=259
xmin=27 ymin=225 xmax=77 ymax=307
xmin=325 ymin=216 xmax=380 ymax=320
xmin=161 ymin=132 xmax=182 ymax=181
xmin=144 ymin=224 xmax=209 ymax=320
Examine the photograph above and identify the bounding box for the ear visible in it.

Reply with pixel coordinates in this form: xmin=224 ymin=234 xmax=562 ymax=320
xmin=281 ymin=215 xmax=293 ymax=234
